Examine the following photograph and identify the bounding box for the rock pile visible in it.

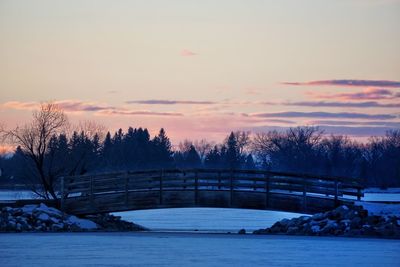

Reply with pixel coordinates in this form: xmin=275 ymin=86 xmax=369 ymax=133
xmin=253 ymin=205 xmax=400 ymax=239
xmin=0 ymin=203 xmax=147 ymax=232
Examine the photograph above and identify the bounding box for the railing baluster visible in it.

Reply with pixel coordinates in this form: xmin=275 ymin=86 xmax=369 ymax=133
xmin=218 ymin=171 xmax=221 ymax=190
xmin=195 ymin=171 xmax=198 ymax=206
xmin=159 ymin=169 xmax=163 ymax=205
xmin=90 ymin=176 xmax=94 ymax=210
xmin=60 ymin=176 xmax=65 ymax=212
xmin=302 ymin=177 xmax=307 ymax=212
xmin=265 ymin=173 xmax=270 ymax=209
xmin=334 ymin=179 xmax=339 ymax=207
xmin=125 ymin=173 xmax=129 ymax=206
xmin=230 ymin=170 xmax=234 ymax=207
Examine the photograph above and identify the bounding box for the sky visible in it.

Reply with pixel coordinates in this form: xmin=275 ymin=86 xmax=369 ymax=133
xmin=0 ymin=0 xmax=399 ymax=146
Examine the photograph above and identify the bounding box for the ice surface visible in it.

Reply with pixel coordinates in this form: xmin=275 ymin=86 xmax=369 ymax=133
xmin=0 ymin=233 xmax=399 ymax=267
xmin=114 ymin=208 xmax=306 ymax=232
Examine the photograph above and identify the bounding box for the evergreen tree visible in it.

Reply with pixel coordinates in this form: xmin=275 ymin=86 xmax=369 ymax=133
xmin=244 ymin=154 xmax=256 ymax=170
xmin=185 ymin=145 xmax=201 ymax=168
xmin=151 ymin=128 xmax=173 ymax=168
xmin=226 ymin=132 xmax=240 ymax=169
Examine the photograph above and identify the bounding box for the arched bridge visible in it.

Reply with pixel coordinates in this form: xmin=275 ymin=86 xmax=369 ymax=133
xmin=60 ymin=169 xmax=364 ymax=215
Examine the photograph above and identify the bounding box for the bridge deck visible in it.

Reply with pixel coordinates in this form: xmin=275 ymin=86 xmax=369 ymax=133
xmin=60 ymin=169 xmax=364 ymax=215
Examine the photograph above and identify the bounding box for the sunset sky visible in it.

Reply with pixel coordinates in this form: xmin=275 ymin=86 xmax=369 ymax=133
xmin=1 ymin=0 xmax=399 ymax=144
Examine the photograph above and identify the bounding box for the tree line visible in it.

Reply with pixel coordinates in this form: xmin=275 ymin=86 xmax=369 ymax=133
xmin=1 ymin=103 xmax=399 ymax=199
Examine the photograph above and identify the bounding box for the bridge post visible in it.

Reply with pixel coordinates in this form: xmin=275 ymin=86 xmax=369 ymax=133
xmin=264 ymin=173 xmax=270 ymax=209
xmin=230 ymin=170 xmax=234 ymax=207
xmin=334 ymin=179 xmax=339 ymax=207
xmin=125 ymin=173 xmax=129 ymax=206
xmin=218 ymin=171 xmax=221 ymax=190
xmin=159 ymin=169 xmax=163 ymax=205
xmin=302 ymin=177 xmax=307 ymax=212
xmin=60 ymin=176 xmax=65 ymax=212
xmin=90 ymin=176 xmax=94 ymax=209
xmin=194 ymin=171 xmax=198 ymax=206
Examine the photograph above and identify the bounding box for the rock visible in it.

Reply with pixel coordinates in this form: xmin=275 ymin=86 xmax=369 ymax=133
xmin=252 ymin=205 xmax=400 ymax=239
xmin=311 ymin=225 xmax=320 ymax=233
xmin=350 ymin=217 xmax=362 ymax=229
xmin=37 ymin=213 xmax=50 ymax=222
xmin=51 ymin=223 xmax=64 ymax=231
xmin=238 ymin=229 xmax=246 ymax=234
xmin=287 ymin=226 xmax=299 ymax=235
xmin=312 ymin=213 xmax=325 ymax=221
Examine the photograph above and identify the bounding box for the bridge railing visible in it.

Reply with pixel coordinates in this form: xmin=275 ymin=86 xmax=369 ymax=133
xmin=60 ymin=168 xmax=363 ymax=213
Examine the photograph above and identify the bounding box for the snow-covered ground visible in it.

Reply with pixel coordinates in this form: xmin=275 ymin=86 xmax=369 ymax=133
xmin=364 ymin=188 xmax=400 ymax=193
xmin=0 ymin=190 xmax=36 ymax=201
xmin=358 ymin=202 xmax=400 ymax=217
xmin=1 ymin=233 xmax=399 ymax=267
xmin=114 ymin=208 xmax=304 ymax=232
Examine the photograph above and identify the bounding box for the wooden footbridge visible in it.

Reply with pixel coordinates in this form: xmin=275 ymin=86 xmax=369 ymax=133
xmin=60 ymin=169 xmax=363 ymax=215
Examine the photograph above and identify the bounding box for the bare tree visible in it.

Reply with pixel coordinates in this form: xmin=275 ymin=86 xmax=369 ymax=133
xmin=76 ymin=120 xmax=107 ymax=141
xmin=1 ymin=102 xmax=68 ymax=199
xmin=194 ymin=139 xmax=214 ymax=162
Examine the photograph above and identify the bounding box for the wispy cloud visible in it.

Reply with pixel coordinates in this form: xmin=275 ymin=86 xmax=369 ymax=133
xmin=56 ymin=100 xmax=112 ymax=112
xmin=308 ymin=120 xmax=400 ymax=127
xmin=97 ymin=110 xmax=183 ymax=117
xmin=1 ymin=100 xmax=183 ymax=117
xmin=126 ymin=100 xmax=215 ymax=105
xmin=2 ymin=100 xmax=112 ymax=112
xmin=307 ymin=88 xmax=399 ymax=100
xmin=282 ymin=79 xmax=400 ymax=88
xmin=244 ymin=88 xmax=262 ymax=95
xmin=283 ymin=100 xmax=400 ymax=108
xmin=248 ymin=111 xmax=396 ymax=120
xmin=2 ymin=101 xmax=39 ymax=110
xmin=181 ymin=49 xmax=197 ymax=57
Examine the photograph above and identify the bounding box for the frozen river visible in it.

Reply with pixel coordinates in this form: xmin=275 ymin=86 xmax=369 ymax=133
xmin=1 ymin=232 xmax=400 ymax=267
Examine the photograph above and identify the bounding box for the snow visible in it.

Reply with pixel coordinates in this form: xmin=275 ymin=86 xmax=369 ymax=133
xmin=0 ymin=190 xmax=36 ymax=200
xmin=66 ymin=215 xmax=98 ymax=230
xmin=0 ymin=233 xmax=399 ymax=267
xmin=357 ymin=202 xmax=400 ymax=217
xmin=37 ymin=213 xmax=50 ymax=221
xmin=21 ymin=204 xmax=37 ymax=214
xmin=364 ymin=188 xmax=400 ymax=193
xmin=311 ymin=225 xmax=320 ymax=233
xmin=114 ymin=208 xmax=307 ymax=232
xmin=35 ymin=203 xmax=63 ymax=218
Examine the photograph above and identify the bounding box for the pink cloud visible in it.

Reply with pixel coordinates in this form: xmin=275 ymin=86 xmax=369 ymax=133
xmin=2 ymin=101 xmax=39 ymax=110
xmin=181 ymin=49 xmax=197 ymax=57
xmin=1 ymin=100 xmax=183 ymax=117
xmin=307 ymin=88 xmax=399 ymax=100
xmin=282 ymin=79 xmax=400 ymax=88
